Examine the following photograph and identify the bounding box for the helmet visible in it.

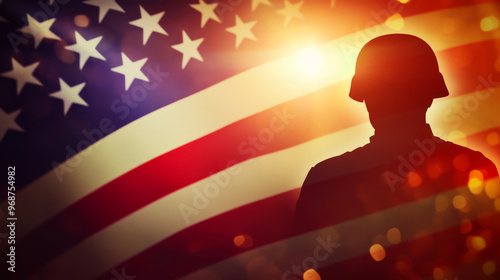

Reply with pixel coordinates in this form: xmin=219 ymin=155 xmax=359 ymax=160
xmin=349 ymin=34 xmax=449 ymax=104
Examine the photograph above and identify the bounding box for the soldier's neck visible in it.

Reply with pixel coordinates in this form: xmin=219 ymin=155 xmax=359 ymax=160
xmin=371 ymin=110 xmax=431 ymax=141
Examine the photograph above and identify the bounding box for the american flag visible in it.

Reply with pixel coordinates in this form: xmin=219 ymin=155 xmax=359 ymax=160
xmin=0 ymin=0 xmax=500 ymax=279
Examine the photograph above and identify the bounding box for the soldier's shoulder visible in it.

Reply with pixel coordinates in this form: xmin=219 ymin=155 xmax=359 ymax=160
xmin=436 ymin=140 xmax=498 ymax=173
xmin=311 ymin=145 xmax=369 ymax=175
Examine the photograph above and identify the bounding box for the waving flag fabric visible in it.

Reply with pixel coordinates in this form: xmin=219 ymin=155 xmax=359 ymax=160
xmin=0 ymin=0 xmax=499 ymax=279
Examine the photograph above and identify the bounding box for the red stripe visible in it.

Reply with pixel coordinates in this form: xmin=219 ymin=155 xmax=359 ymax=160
xmin=18 ymin=37 xmax=500 ymax=279
xmin=92 ymin=127 xmax=500 ymax=279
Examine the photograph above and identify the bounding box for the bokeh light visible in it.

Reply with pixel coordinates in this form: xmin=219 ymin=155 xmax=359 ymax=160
xmin=468 ymin=170 xmax=484 ymax=194
xmin=435 ymin=195 xmax=449 ymax=212
xmin=234 ymin=234 xmax=254 ymax=248
xmin=397 ymin=0 xmax=411 ymax=4
xmin=370 ymin=244 xmax=386 ymax=262
xmin=407 ymin=171 xmax=422 ymax=187
xmin=74 ymin=14 xmax=90 ymax=28
xmin=385 ymin=14 xmax=405 ymax=31
xmin=469 ymin=235 xmax=486 ymax=251
xmin=485 ymin=180 xmax=500 ymax=199
xmin=480 ymin=16 xmax=499 ymax=32
xmin=387 ymin=227 xmax=402 ymax=244
xmin=433 ymin=267 xmax=444 ymax=280
xmin=54 ymin=42 xmax=77 ymax=64
xmin=303 ymin=268 xmax=321 ymax=280
xmin=483 ymin=261 xmax=496 ymax=276
xmin=452 ymin=195 xmax=467 ymax=209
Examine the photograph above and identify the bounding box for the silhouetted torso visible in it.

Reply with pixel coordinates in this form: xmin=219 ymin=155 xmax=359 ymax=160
xmin=293 ymin=124 xmax=498 ymax=230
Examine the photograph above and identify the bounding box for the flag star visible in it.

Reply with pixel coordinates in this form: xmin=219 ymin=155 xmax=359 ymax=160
xmin=172 ymin=31 xmax=204 ymax=69
xmin=50 ymin=78 xmax=87 ymax=115
xmin=83 ymin=0 xmax=125 ymax=23
xmin=111 ymin=53 xmax=149 ymax=90
xmin=1 ymin=58 xmax=42 ymax=95
xmin=226 ymin=15 xmax=257 ymax=48
xmin=65 ymin=31 xmax=106 ymax=70
xmin=129 ymin=6 xmax=168 ymax=45
xmin=18 ymin=14 xmax=61 ymax=48
xmin=0 ymin=109 xmax=23 ymax=142
xmin=276 ymin=0 xmax=304 ymax=27
xmin=251 ymin=0 xmax=272 ymax=11
xmin=190 ymin=0 xmax=221 ymax=28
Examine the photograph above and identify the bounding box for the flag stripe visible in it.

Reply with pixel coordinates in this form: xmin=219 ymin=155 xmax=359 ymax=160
xmin=18 ymin=76 xmax=500 ymax=278
xmin=91 ymin=128 xmax=500 ymax=279
xmin=32 ymin=122 xmax=500 ymax=279
xmin=10 ymin=2 xmax=500 ymax=242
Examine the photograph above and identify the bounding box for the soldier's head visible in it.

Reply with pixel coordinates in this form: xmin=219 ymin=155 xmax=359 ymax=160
xmin=349 ymin=34 xmax=448 ymax=124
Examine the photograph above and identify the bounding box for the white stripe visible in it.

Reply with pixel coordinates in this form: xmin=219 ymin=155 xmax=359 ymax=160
xmin=33 ymin=123 xmax=374 ymax=280
xmin=12 ymin=1 xmax=500 ymax=242
xmin=33 ymin=81 xmax=500 ymax=280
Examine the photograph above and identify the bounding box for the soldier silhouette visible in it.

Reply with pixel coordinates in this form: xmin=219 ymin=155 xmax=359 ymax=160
xmin=291 ymin=34 xmax=499 ymax=278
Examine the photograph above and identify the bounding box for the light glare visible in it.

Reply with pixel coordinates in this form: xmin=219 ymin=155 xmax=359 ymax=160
xmin=299 ymin=48 xmax=324 ymax=77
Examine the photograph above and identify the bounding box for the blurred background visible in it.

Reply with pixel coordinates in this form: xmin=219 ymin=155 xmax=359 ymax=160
xmin=0 ymin=0 xmax=499 ymax=279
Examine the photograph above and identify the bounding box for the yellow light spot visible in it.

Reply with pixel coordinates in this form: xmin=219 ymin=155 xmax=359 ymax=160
xmin=370 ymin=244 xmax=386 ymax=262
xmin=471 ymin=236 xmax=486 ymax=251
xmin=385 ymin=13 xmax=404 ymax=31
xmin=74 ymin=15 xmax=89 ymax=28
xmin=470 ymin=170 xmax=484 ymax=181
xmin=298 ymin=48 xmax=324 ymax=77
xmin=397 ymin=0 xmax=410 ymax=4
xmin=481 ymin=16 xmax=499 ymax=32
xmin=460 ymin=218 xmax=473 ymax=234
xmin=433 ymin=267 xmax=444 ymax=280
xmin=407 ymin=171 xmax=422 ymax=187
xmin=483 ymin=261 xmax=496 ymax=276
xmin=485 ymin=179 xmax=500 ymax=199
xmin=487 ymin=132 xmax=500 ymax=146
xmin=453 ymin=195 xmax=466 ymax=209
xmin=495 ymin=198 xmax=500 ymax=211
xmin=387 ymin=227 xmax=401 ymax=244
xmin=448 ymin=130 xmax=467 ymax=146
xmin=468 ymin=170 xmax=484 ymax=194
xmin=435 ymin=195 xmax=449 ymax=212
xmin=303 ymin=268 xmax=321 ymax=280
